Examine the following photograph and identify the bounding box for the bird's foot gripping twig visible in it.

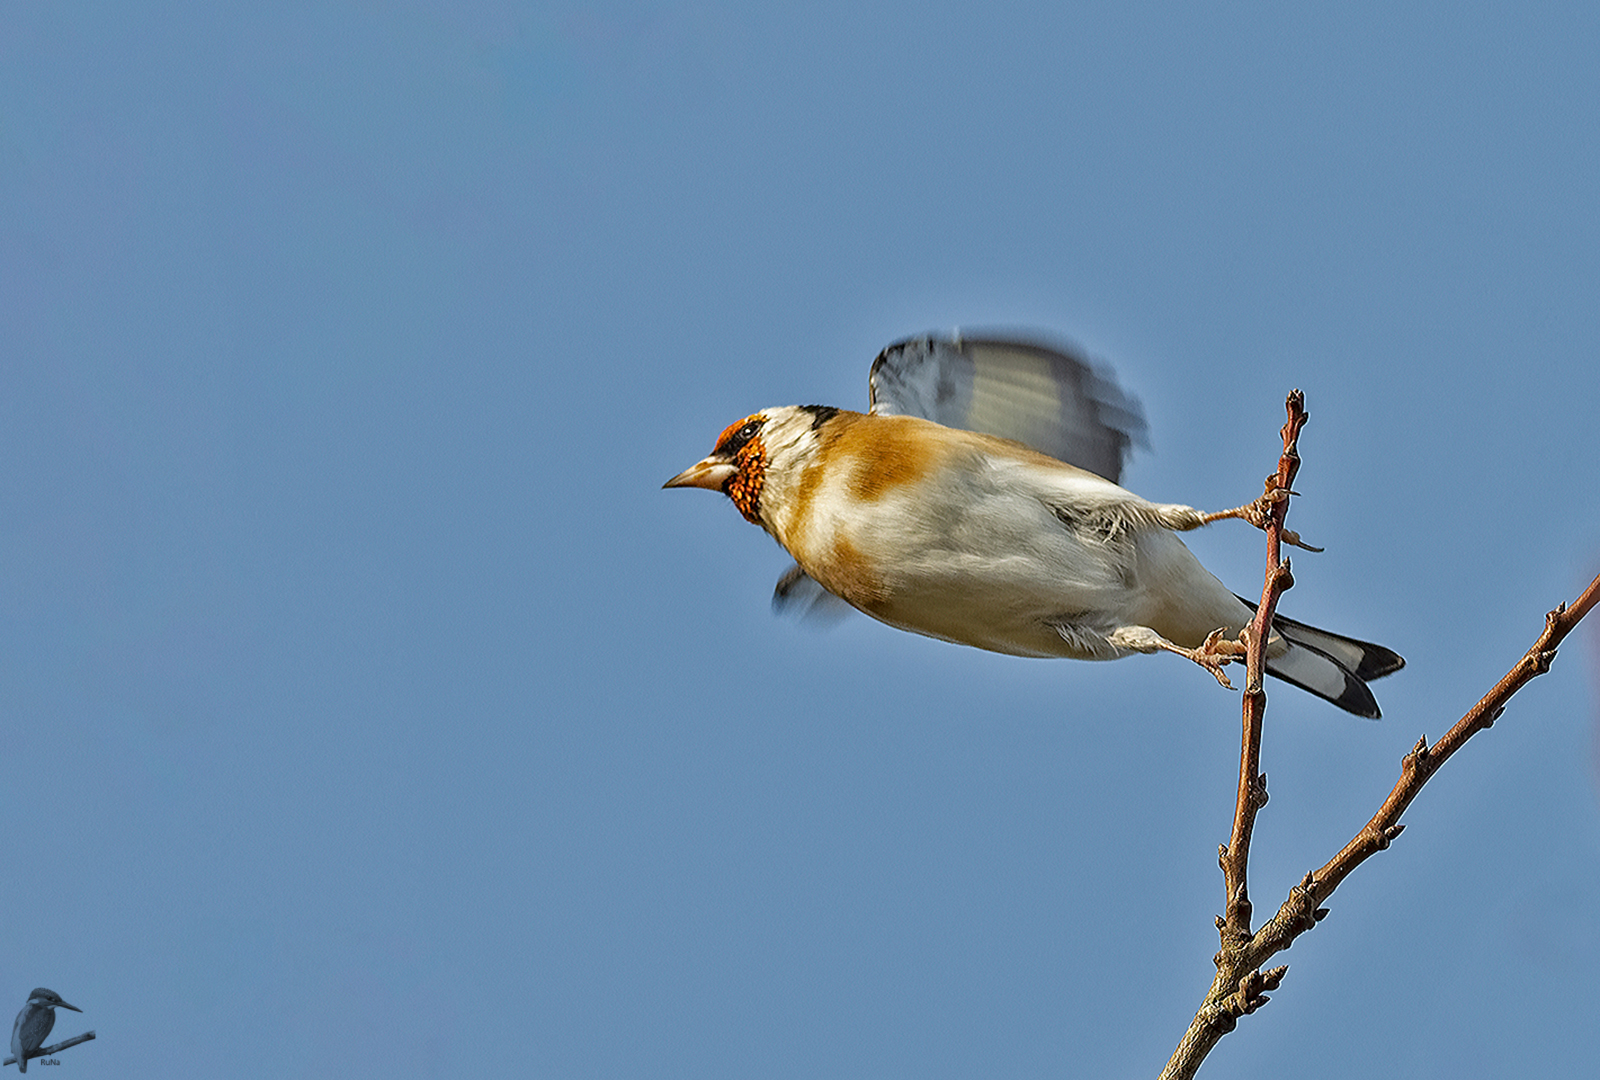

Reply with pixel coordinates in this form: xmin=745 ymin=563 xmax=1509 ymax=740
xmin=1167 ymin=628 xmax=1250 ymax=689
xmin=1199 ymin=483 xmax=1323 ymax=553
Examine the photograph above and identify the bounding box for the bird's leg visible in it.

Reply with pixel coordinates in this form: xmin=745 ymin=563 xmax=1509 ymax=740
xmin=1163 ymin=627 xmax=1251 ymax=688
xmin=1108 ymin=626 xmax=1250 ymax=688
xmin=1188 ymin=480 xmax=1323 ymax=552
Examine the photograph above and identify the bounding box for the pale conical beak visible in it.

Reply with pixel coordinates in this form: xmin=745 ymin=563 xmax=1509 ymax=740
xmin=663 ymin=457 xmax=736 ymax=491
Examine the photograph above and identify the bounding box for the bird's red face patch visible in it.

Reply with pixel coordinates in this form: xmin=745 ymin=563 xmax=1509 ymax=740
xmin=713 ymin=414 xmax=768 ymax=524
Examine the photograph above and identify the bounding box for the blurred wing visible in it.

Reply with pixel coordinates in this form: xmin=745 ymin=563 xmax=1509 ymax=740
xmin=868 ymin=333 xmax=1147 ymax=482
xmin=771 ymin=562 xmax=856 ymax=625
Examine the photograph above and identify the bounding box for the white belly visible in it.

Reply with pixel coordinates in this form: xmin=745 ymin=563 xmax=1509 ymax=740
xmin=786 ymin=460 xmax=1246 ymax=660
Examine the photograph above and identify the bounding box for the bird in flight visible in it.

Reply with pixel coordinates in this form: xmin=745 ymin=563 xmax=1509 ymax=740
xmin=665 ymin=333 xmax=1403 ymax=716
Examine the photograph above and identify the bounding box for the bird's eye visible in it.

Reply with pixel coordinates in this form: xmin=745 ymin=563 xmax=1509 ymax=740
xmin=714 ymin=415 xmax=766 ymax=457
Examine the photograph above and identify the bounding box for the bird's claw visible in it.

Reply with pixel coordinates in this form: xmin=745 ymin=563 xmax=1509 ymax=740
xmin=1236 ymin=483 xmax=1292 ymax=529
xmin=1241 ymin=484 xmax=1288 ymax=529
xmin=1202 ymin=484 xmax=1323 ymax=552
xmin=1185 ymin=628 xmax=1249 ymax=689
xmin=1280 ymin=528 xmax=1323 ymax=553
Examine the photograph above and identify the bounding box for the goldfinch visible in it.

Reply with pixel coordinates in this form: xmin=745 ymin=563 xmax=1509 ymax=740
xmin=665 ymin=333 xmax=1403 ymax=717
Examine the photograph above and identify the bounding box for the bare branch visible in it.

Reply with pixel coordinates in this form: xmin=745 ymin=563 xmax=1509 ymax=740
xmin=1160 ymin=387 xmax=1600 ymax=1080
xmin=1219 ymin=390 xmax=1308 ymax=946
xmin=1161 ymin=391 xmax=1308 ymax=1080
xmin=1242 ymin=568 xmax=1600 ymax=970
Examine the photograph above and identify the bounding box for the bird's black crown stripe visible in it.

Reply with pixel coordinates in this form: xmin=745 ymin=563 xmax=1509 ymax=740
xmin=801 ymin=405 xmax=840 ymax=429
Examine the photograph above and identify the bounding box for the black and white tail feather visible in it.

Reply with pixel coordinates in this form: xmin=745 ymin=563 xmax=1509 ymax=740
xmin=1255 ymin=603 xmax=1405 ymax=718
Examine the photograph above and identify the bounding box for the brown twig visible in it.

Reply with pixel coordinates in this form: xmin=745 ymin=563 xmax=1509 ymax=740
xmin=1160 ymin=389 xmax=1600 ymax=1080
xmin=1160 ymin=391 xmax=1308 ymax=1079
xmin=1219 ymin=391 xmax=1308 ymax=944
xmin=1246 ymin=568 xmax=1600 ymax=962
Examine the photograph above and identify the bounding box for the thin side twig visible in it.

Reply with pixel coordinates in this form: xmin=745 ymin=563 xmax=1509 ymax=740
xmin=1242 ymin=568 xmax=1600 ymax=968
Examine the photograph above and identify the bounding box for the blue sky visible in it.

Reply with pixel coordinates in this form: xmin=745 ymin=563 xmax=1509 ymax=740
xmin=4 ymin=3 xmax=1598 ymax=1077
